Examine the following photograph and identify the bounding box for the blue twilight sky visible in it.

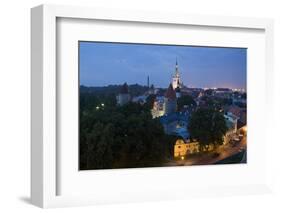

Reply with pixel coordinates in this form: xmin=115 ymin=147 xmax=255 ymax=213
xmin=79 ymin=42 xmax=247 ymax=89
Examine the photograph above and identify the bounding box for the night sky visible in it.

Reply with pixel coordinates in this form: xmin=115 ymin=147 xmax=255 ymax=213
xmin=79 ymin=41 xmax=246 ymax=90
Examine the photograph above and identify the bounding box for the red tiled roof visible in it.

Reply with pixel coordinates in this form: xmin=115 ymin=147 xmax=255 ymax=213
xmin=227 ymin=105 xmax=242 ymax=117
xmin=165 ymin=84 xmax=176 ymax=100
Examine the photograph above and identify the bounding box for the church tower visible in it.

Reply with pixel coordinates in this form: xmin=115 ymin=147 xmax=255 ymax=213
xmin=164 ymin=84 xmax=177 ymax=114
xmin=116 ymin=83 xmax=130 ymax=106
xmin=175 ymin=79 xmax=181 ymax=98
xmin=172 ymin=59 xmax=181 ymax=90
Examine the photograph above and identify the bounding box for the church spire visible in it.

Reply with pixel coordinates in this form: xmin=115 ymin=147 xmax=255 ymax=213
xmin=175 ymin=58 xmax=179 ymax=77
xmin=172 ymin=58 xmax=181 ymax=90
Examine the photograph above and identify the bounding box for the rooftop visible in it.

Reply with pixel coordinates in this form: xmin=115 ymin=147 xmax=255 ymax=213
xmin=160 ymin=112 xmax=189 ymax=124
xmin=120 ymin=83 xmax=129 ymax=94
xmin=165 ymin=84 xmax=176 ymax=100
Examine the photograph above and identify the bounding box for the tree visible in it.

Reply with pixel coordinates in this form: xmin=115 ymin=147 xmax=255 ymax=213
xmin=204 ymin=89 xmax=214 ymax=96
xmin=241 ymin=93 xmax=247 ymax=99
xmin=188 ymin=108 xmax=228 ymax=151
xmin=200 ymin=96 xmax=231 ymax=110
xmin=177 ymin=95 xmax=196 ymax=111
xmin=79 ymin=91 xmax=176 ymax=170
xmin=221 ymin=97 xmax=232 ymax=106
xmin=144 ymin=94 xmax=156 ymax=110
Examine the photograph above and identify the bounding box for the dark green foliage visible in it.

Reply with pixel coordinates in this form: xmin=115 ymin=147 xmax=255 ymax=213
xmin=79 ymin=88 xmax=175 ymax=170
xmin=235 ymin=101 xmax=246 ymax=108
xmin=177 ymin=95 xmax=196 ymax=111
xmin=204 ymin=89 xmax=214 ymax=96
xmin=80 ymin=84 xmax=148 ymax=97
xmin=188 ymin=108 xmax=228 ymax=150
xmin=221 ymin=97 xmax=233 ymax=106
xmin=144 ymin=94 xmax=156 ymax=110
xmin=201 ymin=96 xmax=232 ymax=110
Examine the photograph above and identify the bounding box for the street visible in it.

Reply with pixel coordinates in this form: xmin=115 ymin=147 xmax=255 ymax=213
xmin=165 ymin=134 xmax=247 ymax=166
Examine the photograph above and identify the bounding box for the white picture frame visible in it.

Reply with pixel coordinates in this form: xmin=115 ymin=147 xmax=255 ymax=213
xmin=31 ymin=4 xmax=274 ymax=208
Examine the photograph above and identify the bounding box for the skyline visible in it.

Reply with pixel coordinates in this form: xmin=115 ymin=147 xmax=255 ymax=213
xmin=79 ymin=41 xmax=247 ymax=90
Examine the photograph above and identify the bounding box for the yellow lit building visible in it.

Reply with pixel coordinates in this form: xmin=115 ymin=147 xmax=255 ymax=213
xmin=174 ymin=139 xmax=200 ymax=158
xmin=174 ymin=139 xmax=216 ymax=159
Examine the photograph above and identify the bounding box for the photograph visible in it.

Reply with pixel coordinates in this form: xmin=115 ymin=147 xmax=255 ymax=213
xmin=79 ymin=41 xmax=247 ymax=170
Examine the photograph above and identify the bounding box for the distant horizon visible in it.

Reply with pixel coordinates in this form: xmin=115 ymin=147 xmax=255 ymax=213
xmin=80 ymin=84 xmax=246 ymax=92
xmin=79 ymin=42 xmax=247 ymax=90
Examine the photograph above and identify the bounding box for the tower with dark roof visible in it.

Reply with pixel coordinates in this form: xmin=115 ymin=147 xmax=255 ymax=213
xmin=116 ymin=83 xmax=130 ymax=106
xmin=164 ymin=84 xmax=177 ymax=114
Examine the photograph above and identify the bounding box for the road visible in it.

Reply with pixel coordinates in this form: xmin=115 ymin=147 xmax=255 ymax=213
xmin=165 ymin=135 xmax=247 ymax=166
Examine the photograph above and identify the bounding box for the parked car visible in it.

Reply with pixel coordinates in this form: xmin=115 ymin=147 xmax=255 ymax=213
xmin=239 ymin=134 xmax=244 ymax=139
xmin=234 ymin=137 xmax=240 ymax=142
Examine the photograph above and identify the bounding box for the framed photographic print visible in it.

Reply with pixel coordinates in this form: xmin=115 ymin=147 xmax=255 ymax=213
xmin=78 ymin=41 xmax=247 ymax=170
xmin=31 ymin=4 xmax=274 ymax=208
